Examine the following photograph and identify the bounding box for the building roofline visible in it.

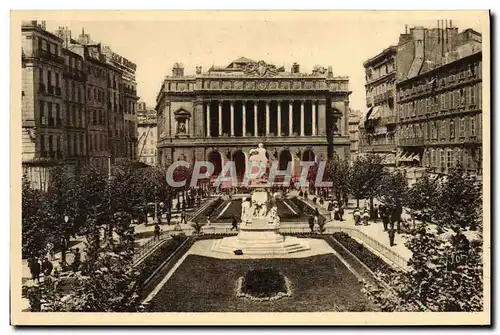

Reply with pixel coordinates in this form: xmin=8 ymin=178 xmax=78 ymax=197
xmin=363 ymin=45 xmax=398 ymax=68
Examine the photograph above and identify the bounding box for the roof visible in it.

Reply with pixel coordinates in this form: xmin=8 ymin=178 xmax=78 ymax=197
xmin=363 ymin=45 xmax=397 ymax=68
xmin=226 ymin=56 xmax=256 ymax=68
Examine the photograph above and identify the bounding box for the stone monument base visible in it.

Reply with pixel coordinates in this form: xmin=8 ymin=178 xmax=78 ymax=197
xmin=211 ymin=219 xmax=310 ymax=256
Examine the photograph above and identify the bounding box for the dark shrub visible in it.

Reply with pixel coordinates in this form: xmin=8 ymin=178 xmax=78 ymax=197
xmin=241 ymin=268 xmax=287 ymax=298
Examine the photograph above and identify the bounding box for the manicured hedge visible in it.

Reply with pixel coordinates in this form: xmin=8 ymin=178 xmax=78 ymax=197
xmin=332 ymin=232 xmax=394 ymax=275
xmin=242 ymin=268 xmax=287 ymax=298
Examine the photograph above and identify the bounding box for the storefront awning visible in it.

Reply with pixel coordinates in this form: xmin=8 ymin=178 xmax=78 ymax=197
xmin=368 ymin=106 xmax=382 ymax=120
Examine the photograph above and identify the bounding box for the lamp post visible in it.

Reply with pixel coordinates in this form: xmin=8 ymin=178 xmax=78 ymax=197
xmin=60 ymin=215 xmax=69 ymax=267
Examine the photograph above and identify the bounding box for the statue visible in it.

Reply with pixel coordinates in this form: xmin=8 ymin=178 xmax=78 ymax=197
xmin=267 ymin=203 xmax=280 ymax=226
xmin=177 ymin=121 xmax=186 ymax=134
xmin=249 ymin=143 xmax=268 ymax=165
xmin=241 ymin=197 xmax=251 ymax=223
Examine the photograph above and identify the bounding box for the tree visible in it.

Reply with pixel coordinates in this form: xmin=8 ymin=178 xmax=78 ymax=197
xmin=325 ymin=156 xmax=350 ymax=205
xmin=406 ymin=171 xmax=439 ymax=225
xmin=363 ymin=222 xmax=483 ymax=312
xmin=348 ymin=154 xmax=386 ymax=209
xmin=22 ymin=175 xmax=52 ymax=258
xmin=378 ymin=169 xmax=409 ymax=232
xmin=433 ymin=167 xmax=482 ymax=232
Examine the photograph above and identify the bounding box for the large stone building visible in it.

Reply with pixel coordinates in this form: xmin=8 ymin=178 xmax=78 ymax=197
xmin=155 ymin=58 xmax=351 ymax=180
xmin=22 ymin=21 xmax=140 ymax=189
xmin=22 ymin=20 xmax=66 ymax=189
xmin=360 ymin=45 xmax=397 ymax=166
xmin=137 ymin=101 xmax=157 ymax=166
xmin=396 ymin=27 xmax=482 ymax=175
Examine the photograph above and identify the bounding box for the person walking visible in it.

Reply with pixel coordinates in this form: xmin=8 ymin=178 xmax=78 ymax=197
xmin=230 ymin=217 xmax=239 ymax=231
xmin=206 ymin=215 xmax=211 ymax=227
xmin=46 ymin=242 xmax=55 ymax=261
xmin=166 ymin=208 xmax=172 ymax=226
xmin=41 ymin=257 xmax=53 ymax=280
xmin=339 ymin=205 xmax=344 ymax=221
xmin=179 ymin=209 xmax=187 ymax=225
xmin=353 ymin=208 xmax=361 ymax=225
xmin=373 ymin=204 xmax=379 ymax=223
xmin=28 ymin=256 xmax=41 ymax=283
xmin=388 ymin=227 xmax=396 ymax=247
xmin=154 ymin=223 xmax=161 ymax=241
xmin=333 ymin=205 xmax=340 ymax=221
xmin=382 ymin=211 xmax=390 ymax=231
xmin=362 ymin=209 xmax=370 ymax=226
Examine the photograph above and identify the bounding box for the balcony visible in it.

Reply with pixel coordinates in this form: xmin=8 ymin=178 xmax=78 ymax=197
xmin=123 ymin=87 xmax=138 ymax=97
xmin=63 ymin=66 xmax=86 ymax=81
xmin=361 ymin=143 xmax=395 ymax=153
xmin=380 ymin=115 xmax=396 ymax=125
xmin=39 ymin=49 xmax=64 ymax=64
xmin=399 ymin=137 xmax=425 ymax=146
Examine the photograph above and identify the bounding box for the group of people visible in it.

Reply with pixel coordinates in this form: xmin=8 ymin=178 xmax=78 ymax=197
xmin=308 ymin=208 xmax=321 ymax=233
xmin=27 ymin=247 xmax=82 ymax=284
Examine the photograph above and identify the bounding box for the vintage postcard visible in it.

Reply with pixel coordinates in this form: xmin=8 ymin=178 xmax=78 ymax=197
xmin=10 ymin=10 xmax=490 ymax=326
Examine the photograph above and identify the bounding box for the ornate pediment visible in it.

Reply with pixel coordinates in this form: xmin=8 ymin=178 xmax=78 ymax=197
xmin=244 ymin=60 xmax=279 ymax=77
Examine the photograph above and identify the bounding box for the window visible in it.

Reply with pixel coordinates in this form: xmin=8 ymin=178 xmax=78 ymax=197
xmin=55 ymin=73 xmax=60 ymax=88
xmin=440 ymin=94 xmax=445 ymax=110
xmin=39 ymin=100 xmax=45 ymax=124
xmin=446 ymin=150 xmax=453 ymax=170
xmin=40 ymin=134 xmax=45 ymax=156
xmin=450 ymin=119 xmax=455 ymax=139
xmin=38 ymin=38 xmax=42 ymax=51
xmin=454 ymin=90 xmax=460 ymax=108
xmin=458 ymin=149 xmax=464 ymax=167
xmin=432 ymin=121 xmax=437 ymax=139
xmin=459 ymin=117 xmax=465 ymax=137
xmin=47 ymin=102 xmax=53 ymax=126
xmin=440 ymin=150 xmax=446 ymax=170
xmin=39 ymin=68 xmax=43 ymax=84
xmin=56 ymin=104 xmax=60 ymax=125
xmin=48 ymin=135 xmax=53 ymax=155
xmin=73 ymin=133 xmax=77 ymax=155
xmin=80 ymin=134 xmax=84 ymax=154
xmin=47 ymin=70 xmax=52 ymax=86
xmin=470 ymin=85 xmax=476 ymax=105
xmin=440 ymin=120 xmax=446 ymax=139
xmin=72 ymin=82 xmax=76 ymax=101
xmin=470 ymin=116 xmax=476 ymax=137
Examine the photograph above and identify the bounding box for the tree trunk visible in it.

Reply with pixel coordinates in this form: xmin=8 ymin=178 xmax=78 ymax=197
xmin=369 ymin=197 xmax=374 ymax=215
xmin=356 ymin=198 xmax=360 ymax=208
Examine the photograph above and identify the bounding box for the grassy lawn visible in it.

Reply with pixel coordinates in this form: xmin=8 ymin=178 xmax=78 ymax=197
xmin=148 ymin=254 xmax=376 ymax=312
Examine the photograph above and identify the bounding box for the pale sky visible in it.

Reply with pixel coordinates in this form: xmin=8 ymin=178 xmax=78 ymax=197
xmin=46 ymin=12 xmax=484 ymax=114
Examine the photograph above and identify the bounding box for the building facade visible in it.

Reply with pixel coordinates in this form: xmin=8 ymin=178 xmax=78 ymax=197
xmin=22 ymin=21 xmax=65 ymax=189
xmin=360 ymin=46 xmax=397 ymax=166
xmin=137 ymin=101 xmax=157 ymax=166
xmin=156 ymin=58 xmax=351 ymax=180
xmin=396 ymin=29 xmax=482 ymax=175
xmin=348 ymin=109 xmax=361 ymax=160
xmin=22 ymin=21 xmax=140 ymax=189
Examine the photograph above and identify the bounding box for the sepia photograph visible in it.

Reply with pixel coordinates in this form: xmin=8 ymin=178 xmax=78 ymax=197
xmin=10 ymin=10 xmax=490 ymax=326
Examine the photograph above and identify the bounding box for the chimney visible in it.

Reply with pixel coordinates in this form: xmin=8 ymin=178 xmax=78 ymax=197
xmin=172 ymin=62 xmax=184 ymax=77
xmin=328 ymin=66 xmax=333 ymax=77
xmin=196 ymin=66 xmax=202 ymax=74
xmin=292 ymin=62 xmax=300 ymax=74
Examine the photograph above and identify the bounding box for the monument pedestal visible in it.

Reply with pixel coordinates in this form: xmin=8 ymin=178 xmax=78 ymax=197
xmin=211 ymin=217 xmax=310 ymax=256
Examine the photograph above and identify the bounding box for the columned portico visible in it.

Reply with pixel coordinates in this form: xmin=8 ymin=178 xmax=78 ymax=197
xmin=202 ymin=99 xmax=324 ymax=138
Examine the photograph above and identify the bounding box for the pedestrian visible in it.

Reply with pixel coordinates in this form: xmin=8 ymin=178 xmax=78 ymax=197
xmin=339 ymin=205 xmax=344 ymax=221
xmin=388 ymin=228 xmax=396 ymax=246
xmin=206 ymin=215 xmax=211 ymax=226
xmin=353 ymin=208 xmax=361 ymax=225
xmin=304 ymin=190 xmax=308 ymax=199
xmin=46 ymin=241 xmax=55 ymax=261
xmin=362 ymin=210 xmax=370 ymax=226
xmin=154 ymin=223 xmax=161 ymax=241
xmin=308 ymin=216 xmax=315 ymax=233
xmin=230 ymin=217 xmax=238 ymax=231
xmin=28 ymin=256 xmax=41 ymax=283
xmin=314 ymin=211 xmax=319 ymax=227
xmin=180 ymin=209 xmax=187 ymax=225
xmin=333 ymin=205 xmax=340 ymax=221
xmin=41 ymin=257 xmax=53 ymax=279
xmin=72 ymin=248 xmax=81 ymax=272
xmin=166 ymin=208 xmax=172 ymax=225
xmin=373 ymin=204 xmax=379 ymax=223
xmin=382 ymin=212 xmax=390 ymax=231
xmin=330 ymin=208 xmax=336 ymax=221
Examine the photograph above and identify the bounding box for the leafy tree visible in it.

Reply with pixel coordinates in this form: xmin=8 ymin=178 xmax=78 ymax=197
xmin=433 ymin=167 xmax=482 ymax=232
xmin=378 ymin=169 xmax=409 ymax=232
xmin=363 ymin=223 xmax=483 ymax=312
xmin=325 ymin=156 xmax=350 ymax=205
xmin=348 ymin=154 xmax=386 ymax=209
xmin=406 ymin=171 xmax=439 ymax=225
xmin=22 ymin=175 xmax=52 ymax=258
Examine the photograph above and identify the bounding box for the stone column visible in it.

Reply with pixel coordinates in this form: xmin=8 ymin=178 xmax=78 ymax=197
xmin=318 ymin=100 xmax=326 ymax=136
xmin=300 ymin=100 xmax=305 ymax=136
xmin=277 ymin=101 xmax=282 ymax=136
xmin=218 ymin=101 xmax=222 ymax=136
xmin=206 ymin=102 xmax=211 ymax=137
xmin=265 ymin=101 xmax=270 ymax=135
xmin=288 ymin=101 xmax=293 ymax=136
xmin=254 ymin=101 xmax=258 ymax=137
xmin=242 ymin=101 xmax=246 ymax=137
xmin=312 ymin=100 xmax=317 ymax=136
xmin=230 ymin=100 xmax=235 ymax=136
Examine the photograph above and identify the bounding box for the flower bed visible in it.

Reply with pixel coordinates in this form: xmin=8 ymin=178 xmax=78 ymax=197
xmin=332 ymin=232 xmax=394 ymax=275
xmin=136 ymin=234 xmax=188 ymax=285
xmin=236 ymin=268 xmax=292 ymax=302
